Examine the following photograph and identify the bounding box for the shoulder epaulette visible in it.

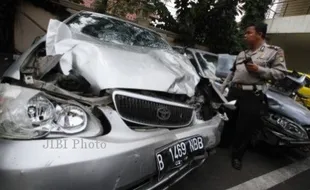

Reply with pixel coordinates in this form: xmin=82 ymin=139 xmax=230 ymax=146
xmin=267 ymin=45 xmax=280 ymax=51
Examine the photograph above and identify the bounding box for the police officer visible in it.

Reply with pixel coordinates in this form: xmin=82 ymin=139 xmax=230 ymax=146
xmin=221 ymin=22 xmax=287 ymax=170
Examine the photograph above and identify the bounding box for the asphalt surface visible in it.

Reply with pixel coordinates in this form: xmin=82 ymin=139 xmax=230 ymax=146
xmin=269 ymin=169 xmax=310 ymax=190
xmin=169 ymin=144 xmax=310 ymax=190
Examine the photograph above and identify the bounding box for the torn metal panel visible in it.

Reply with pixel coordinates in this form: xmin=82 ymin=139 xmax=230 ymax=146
xmin=45 ymin=18 xmax=200 ymax=97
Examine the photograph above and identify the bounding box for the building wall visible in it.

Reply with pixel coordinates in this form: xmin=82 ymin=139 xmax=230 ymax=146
xmin=15 ymin=1 xmax=57 ymax=53
xmin=286 ymin=50 xmax=310 ymax=73
xmin=266 ymin=0 xmax=310 ymax=74
xmin=274 ymin=0 xmax=310 ymax=17
xmin=265 ymin=14 xmax=310 ymax=34
xmin=267 ymin=33 xmax=310 ymax=73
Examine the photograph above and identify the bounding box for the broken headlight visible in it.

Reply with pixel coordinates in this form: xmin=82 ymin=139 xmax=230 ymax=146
xmin=276 ymin=117 xmax=308 ymax=139
xmin=267 ymin=113 xmax=308 ymax=139
xmin=52 ymin=104 xmax=87 ymax=134
xmin=0 ymin=84 xmax=88 ymax=139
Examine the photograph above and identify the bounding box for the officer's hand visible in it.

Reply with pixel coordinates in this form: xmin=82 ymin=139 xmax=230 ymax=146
xmin=245 ymin=63 xmax=259 ymax=72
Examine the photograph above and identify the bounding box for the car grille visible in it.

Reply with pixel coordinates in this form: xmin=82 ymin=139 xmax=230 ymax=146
xmin=112 ymin=91 xmax=194 ymax=127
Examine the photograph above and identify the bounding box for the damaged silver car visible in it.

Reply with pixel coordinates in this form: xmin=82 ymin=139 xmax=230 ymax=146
xmin=0 ymin=11 xmax=231 ymax=190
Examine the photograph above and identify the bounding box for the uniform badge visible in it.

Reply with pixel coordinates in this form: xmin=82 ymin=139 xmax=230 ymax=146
xmin=260 ymin=46 xmax=265 ymax=51
xmin=259 ymin=52 xmax=265 ymax=59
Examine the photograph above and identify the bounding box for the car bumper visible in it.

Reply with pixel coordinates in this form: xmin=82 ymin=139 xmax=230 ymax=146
xmin=0 ymin=106 xmax=224 ymax=190
xmin=264 ymin=128 xmax=310 ymax=146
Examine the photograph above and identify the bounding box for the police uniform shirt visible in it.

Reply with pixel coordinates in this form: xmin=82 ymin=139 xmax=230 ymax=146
xmin=224 ymin=42 xmax=287 ymax=87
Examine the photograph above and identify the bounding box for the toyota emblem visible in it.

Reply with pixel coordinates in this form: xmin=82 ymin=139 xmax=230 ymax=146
xmin=156 ymin=107 xmax=171 ymax=121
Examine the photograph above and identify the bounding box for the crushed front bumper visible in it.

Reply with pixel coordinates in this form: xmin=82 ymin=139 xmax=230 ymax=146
xmin=0 ymin=106 xmax=224 ymax=190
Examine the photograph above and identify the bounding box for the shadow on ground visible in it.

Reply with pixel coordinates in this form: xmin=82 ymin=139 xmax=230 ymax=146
xmin=169 ymin=144 xmax=308 ymax=190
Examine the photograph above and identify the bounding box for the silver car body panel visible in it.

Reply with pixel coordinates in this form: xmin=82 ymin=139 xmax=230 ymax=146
xmin=0 ymin=103 xmax=224 ymax=190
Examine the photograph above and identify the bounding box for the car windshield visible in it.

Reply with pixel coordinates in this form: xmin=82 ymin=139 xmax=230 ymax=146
xmin=66 ymin=12 xmax=170 ymax=49
xmin=172 ymin=48 xmax=219 ymax=78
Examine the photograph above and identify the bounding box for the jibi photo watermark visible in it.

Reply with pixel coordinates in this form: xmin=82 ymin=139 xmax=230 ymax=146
xmin=42 ymin=139 xmax=106 ymax=149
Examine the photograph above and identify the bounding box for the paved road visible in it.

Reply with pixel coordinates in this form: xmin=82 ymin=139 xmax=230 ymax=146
xmin=169 ymin=144 xmax=310 ymax=190
xmin=270 ymin=169 xmax=310 ymax=190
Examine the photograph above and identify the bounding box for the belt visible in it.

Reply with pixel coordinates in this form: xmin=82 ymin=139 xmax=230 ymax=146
xmin=231 ymin=83 xmax=264 ymax=91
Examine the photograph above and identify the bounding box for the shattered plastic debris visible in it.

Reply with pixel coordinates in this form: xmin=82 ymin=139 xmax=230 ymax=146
xmin=186 ymin=93 xmax=205 ymax=120
xmin=0 ymin=84 xmax=50 ymax=139
xmin=0 ymin=120 xmax=49 ymax=139
xmin=45 ymin=16 xmax=200 ymax=97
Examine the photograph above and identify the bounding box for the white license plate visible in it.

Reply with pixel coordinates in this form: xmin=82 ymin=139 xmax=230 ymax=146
xmin=155 ymin=136 xmax=205 ymax=179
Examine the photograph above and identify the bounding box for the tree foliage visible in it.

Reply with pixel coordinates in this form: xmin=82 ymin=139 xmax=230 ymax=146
xmin=237 ymin=0 xmax=273 ymax=49
xmin=201 ymin=0 xmax=242 ymax=53
xmin=152 ymin=0 xmax=272 ymax=54
xmin=151 ymin=0 xmax=178 ymax=33
xmin=239 ymin=0 xmax=273 ymax=31
xmin=106 ymin=0 xmax=142 ymax=17
xmin=94 ymin=0 xmax=157 ymax=18
xmin=94 ymin=0 xmax=109 ymax=13
xmin=174 ymin=0 xmax=197 ymax=46
xmin=172 ymin=0 xmax=243 ymax=54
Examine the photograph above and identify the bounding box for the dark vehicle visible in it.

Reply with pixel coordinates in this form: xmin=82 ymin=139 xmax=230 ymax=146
xmin=174 ymin=46 xmax=310 ymax=147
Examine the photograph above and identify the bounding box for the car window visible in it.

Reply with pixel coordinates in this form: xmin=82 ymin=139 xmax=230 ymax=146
xmin=196 ymin=53 xmax=216 ymax=72
xmin=217 ymin=55 xmax=235 ymax=73
xmin=66 ymin=12 xmax=170 ymax=49
xmin=195 ymin=52 xmax=217 ymax=78
xmin=203 ymin=54 xmax=218 ymax=67
xmin=195 ymin=53 xmax=205 ymax=67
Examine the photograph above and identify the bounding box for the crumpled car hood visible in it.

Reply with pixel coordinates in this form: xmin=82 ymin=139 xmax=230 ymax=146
xmin=266 ymin=90 xmax=310 ymax=125
xmin=45 ymin=19 xmax=200 ymax=97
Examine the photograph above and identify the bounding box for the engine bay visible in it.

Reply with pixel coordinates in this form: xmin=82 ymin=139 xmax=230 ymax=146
xmin=20 ymin=42 xmax=95 ymax=97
